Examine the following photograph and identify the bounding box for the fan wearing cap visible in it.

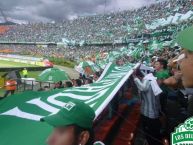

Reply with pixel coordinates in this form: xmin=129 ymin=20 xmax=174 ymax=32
xmin=177 ymin=26 xmax=193 ymax=116
xmin=177 ymin=26 xmax=193 ymax=88
xmin=41 ymin=99 xmax=95 ymax=145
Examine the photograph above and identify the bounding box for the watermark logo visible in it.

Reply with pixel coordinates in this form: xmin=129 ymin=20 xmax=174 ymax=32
xmin=171 ymin=117 xmax=193 ymax=145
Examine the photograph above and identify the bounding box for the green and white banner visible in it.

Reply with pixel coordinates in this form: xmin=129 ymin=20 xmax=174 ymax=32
xmin=145 ymin=10 xmax=193 ymax=30
xmin=0 ymin=62 xmax=139 ymax=145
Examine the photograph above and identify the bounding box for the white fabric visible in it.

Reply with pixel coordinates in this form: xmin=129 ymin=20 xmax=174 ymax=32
xmin=144 ymin=73 xmax=162 ymax=96
xmin=134 ymin=78 xmax=150 ymax=92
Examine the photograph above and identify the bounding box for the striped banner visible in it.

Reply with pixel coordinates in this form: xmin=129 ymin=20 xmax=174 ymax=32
xmin=0 ymin=62 xmax=139 ymax=145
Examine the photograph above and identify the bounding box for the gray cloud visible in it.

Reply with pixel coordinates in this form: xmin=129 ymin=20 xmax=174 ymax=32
xmin=0 ymin=0 xmax=160 ymax=22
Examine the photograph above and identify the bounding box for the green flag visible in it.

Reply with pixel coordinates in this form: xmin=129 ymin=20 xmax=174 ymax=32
xmin=0 ymin=63 xmax=139 ymax=145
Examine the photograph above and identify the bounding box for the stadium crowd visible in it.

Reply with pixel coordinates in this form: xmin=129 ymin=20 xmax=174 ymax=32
xmin=0 ymin=0 xmax=193 ymax=145
xmin=0 ymin=0 xmax=192 ymax=43
xmin=0 ymin=0 xmax=192 ymax=62
xmin=36 ymin=31 xmax=193 ymax=145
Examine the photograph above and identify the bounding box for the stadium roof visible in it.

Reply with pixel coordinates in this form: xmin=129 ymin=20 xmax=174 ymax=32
xmin=0 ymin=21 xmax=16 ymax=25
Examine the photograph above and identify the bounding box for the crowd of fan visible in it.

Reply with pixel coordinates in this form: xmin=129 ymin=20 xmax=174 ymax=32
xmin=0 ymin=44 xmax=116 ymax=61
xmin=0 ymin=1 xmax=193 ymax=145
xmin=0 ymin=0 xmax=192 ymax=43
xmin=36 ymin=37 xmax=193 ymax=144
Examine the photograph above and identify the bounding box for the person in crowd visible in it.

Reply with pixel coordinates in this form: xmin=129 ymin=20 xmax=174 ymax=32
xmin=41 ymin=99 xmax=95 ymax=145
xmin=79 ymin=74 xmax=86 ymax=81
xmin=142 ymin=40 xmax=151 ymax=62
xmin=38 ymin=86 xmax=50 ymax=91
xmin=154 ymin=59 xmax=170 ymax=113
xmin=154 ymin=59 xmax=170 ymax=81
xmin=2 ymin=76 xmax=17 ymax=98
xmin=177 ymin=26 xmax=193 ymax=116
xmin=85 ymin=78 xmax=93 ymax=85
xmin=133 ymin=69 xmax=162 ymax=145
xmin=74 ymin=79 xmax=82 ymax=87
xmin=54 ymin=81 xmax=64 ymax=89
xmin=93 ymin=72 xmax=100 ymax=82
xmin=116 ymin=58 xmax=125 ymax=66
xmin=150 ymin=56 xmax=158 ymax=67
xmin=65 ymin=81 xmax=73 ymax=88
xmin=44 ymin=86 xmax=50 ymax=91
xmin=22 ymin=68 xmax=28 ymax=78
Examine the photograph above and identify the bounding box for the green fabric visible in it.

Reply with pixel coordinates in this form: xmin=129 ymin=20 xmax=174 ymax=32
xmin=155 ymin=69 xmax=170 ymax=80
xmin=155 ymin=69 xmax=170 ymax=93
xmin=78 ymin=61 xmax=100 ymax=72
xmin=131 ymin=47 xmax=143 ymax=59
xmin=0 ymin=63 xmax=136 ymax=145
xmin=41 ymin=99 xmax=95 ymax=129
xmin=177 ymin=26 xmax=193 ymax=51
xmin=79 ymin=61 xmax=94 ymax=68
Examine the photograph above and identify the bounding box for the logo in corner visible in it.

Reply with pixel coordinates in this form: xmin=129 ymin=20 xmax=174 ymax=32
xmin=171 ymin=117 xmax=193 ymax=145
xmin=63 ymin=102 xmax=76 ymax=111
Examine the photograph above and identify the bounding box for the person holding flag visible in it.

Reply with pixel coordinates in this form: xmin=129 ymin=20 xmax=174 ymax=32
xmin=133 ymin=69 xmax=163 ymax=145
xmin=41 ymin=99 xmax=95 ymax=145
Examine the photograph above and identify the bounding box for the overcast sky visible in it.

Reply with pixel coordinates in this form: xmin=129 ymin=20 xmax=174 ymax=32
xmin=0 ymin=0 xmax=160 ymax=22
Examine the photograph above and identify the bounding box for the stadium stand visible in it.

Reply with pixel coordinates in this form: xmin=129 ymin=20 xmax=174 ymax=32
xmin=0 ymin=1 xmax=193 ymax=145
